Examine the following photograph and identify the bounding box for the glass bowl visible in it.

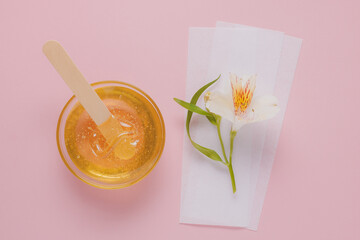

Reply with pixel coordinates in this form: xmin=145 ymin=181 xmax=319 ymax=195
xmin=56 ymin=81 xmax=165 ymax=189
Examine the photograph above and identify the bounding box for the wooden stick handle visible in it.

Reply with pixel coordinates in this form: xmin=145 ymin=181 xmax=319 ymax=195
xmin=43 ymin=40 xmax=111 ymax=125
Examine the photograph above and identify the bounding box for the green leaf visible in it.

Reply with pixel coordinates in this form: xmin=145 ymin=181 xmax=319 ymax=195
xmin=190 ymin=75 xmax=221 ymax=105
xmin=185 ymin=75 xmax=223 ymax=162
xmin=206 ymin=115 xmax=217 ymax=125
xmin=173 ymin=98 xmax=212 ymax=116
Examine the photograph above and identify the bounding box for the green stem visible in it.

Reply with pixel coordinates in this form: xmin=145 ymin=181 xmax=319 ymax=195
xmin=216 ymin=117 xmax=228 ymax=164
xmin=228 ymin=163 xmax=236 ymax=193
xmin=229 ymin=130 xmax=237 ymax=193
xmin=229 ymin=131 xmax=237 ymax=164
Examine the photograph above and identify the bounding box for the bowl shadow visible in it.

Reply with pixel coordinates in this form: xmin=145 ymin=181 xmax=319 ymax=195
xmin=60 ymin=159 xmax=161 ymax=219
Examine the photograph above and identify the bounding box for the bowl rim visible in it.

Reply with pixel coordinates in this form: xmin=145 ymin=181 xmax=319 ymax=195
xmin=56 ymin=80 xmax=165 ymax=189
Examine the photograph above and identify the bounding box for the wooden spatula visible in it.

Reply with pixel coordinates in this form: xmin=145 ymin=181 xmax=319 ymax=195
xmin=43 ymin=40 xmax=135 ymax=159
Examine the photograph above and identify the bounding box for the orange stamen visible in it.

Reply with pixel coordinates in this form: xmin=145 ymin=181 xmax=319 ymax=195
xmin=231 ymin=75 xmax=256 ymax=116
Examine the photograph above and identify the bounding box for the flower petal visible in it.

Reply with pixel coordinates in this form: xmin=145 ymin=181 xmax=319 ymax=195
xmin=250 ymin=95 xmax=280 ymax=122
xmin=232 ymin=118 xmax=247 ymax=131
xmin=204 ymin=91 xmax=234 ymax=122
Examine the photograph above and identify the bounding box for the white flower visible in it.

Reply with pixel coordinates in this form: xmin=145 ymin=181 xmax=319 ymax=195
xmin=204 ymin=73 xmax=280 ymax=131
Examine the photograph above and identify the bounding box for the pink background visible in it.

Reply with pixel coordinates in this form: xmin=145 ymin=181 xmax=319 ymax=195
xmin=0 ymin=0 xmax=359 ymax=239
